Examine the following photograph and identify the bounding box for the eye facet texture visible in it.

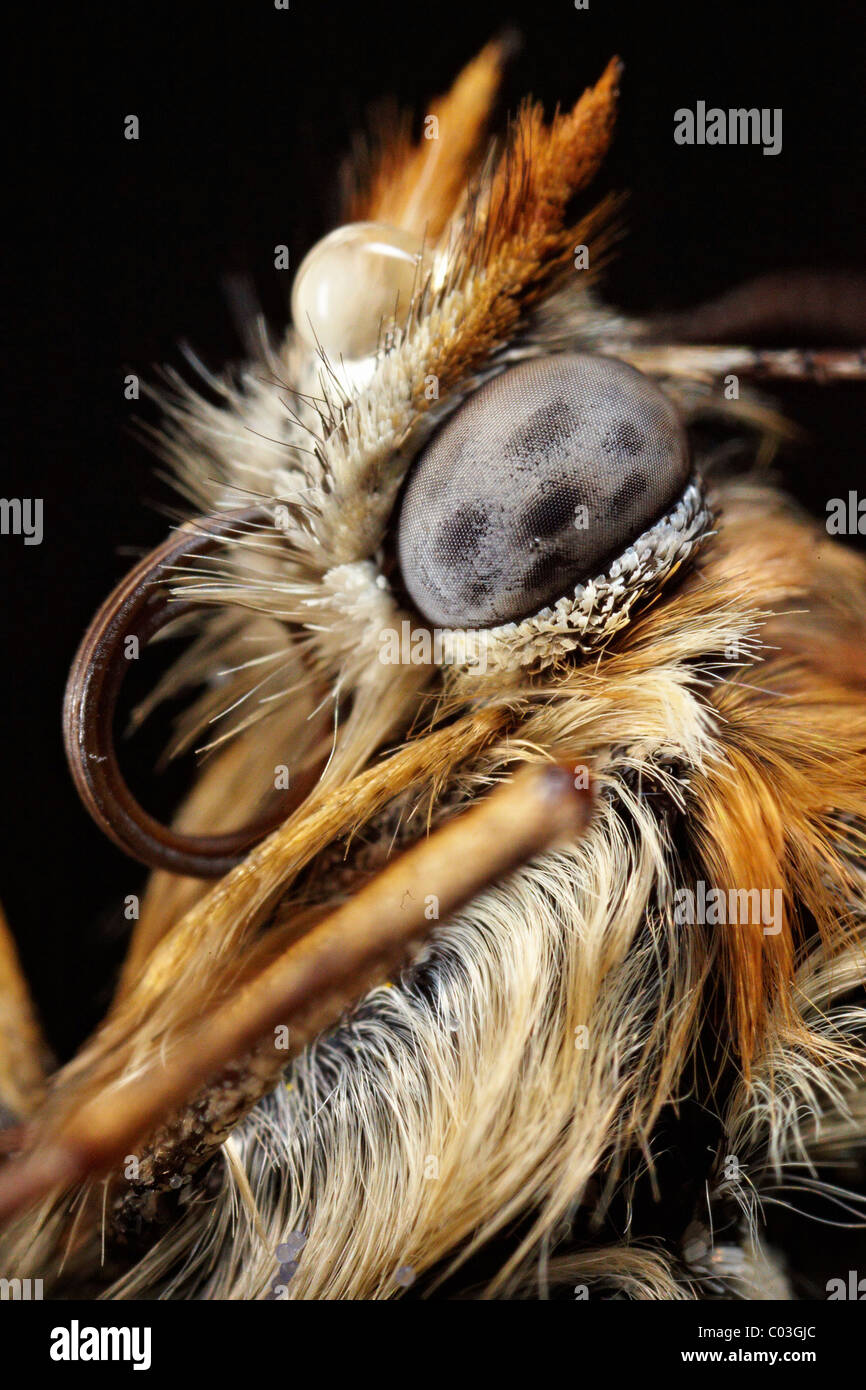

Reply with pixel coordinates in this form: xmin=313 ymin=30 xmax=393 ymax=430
xmin=396 ymin=354 xmax=690 ymax=628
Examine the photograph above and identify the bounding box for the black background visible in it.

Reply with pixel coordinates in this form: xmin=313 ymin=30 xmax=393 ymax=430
xmin=5 ymin=0 xmax=866 ymax=1058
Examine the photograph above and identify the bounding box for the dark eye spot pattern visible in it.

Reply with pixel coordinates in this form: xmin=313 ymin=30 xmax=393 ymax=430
xmin=396 ymin=354 xmax=690 ymax=628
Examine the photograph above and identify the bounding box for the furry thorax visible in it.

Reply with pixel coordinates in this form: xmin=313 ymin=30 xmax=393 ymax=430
xmin=1 ymin=40 xmax=865 ymax=1301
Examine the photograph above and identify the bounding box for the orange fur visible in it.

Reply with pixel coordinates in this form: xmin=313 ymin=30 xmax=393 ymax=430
xmin=345 ymin=38 xmax=510 ymax=239
xmin=426 ymin=57 xmax=622 ymax=397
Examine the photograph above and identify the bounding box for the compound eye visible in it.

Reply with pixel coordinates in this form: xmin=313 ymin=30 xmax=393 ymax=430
xmin=396 ymin=353 xmax=691 ymax=628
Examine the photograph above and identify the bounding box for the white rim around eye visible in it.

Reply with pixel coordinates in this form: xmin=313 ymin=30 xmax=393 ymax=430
xmin=437 ymin=477 xmax=713 ymax=673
